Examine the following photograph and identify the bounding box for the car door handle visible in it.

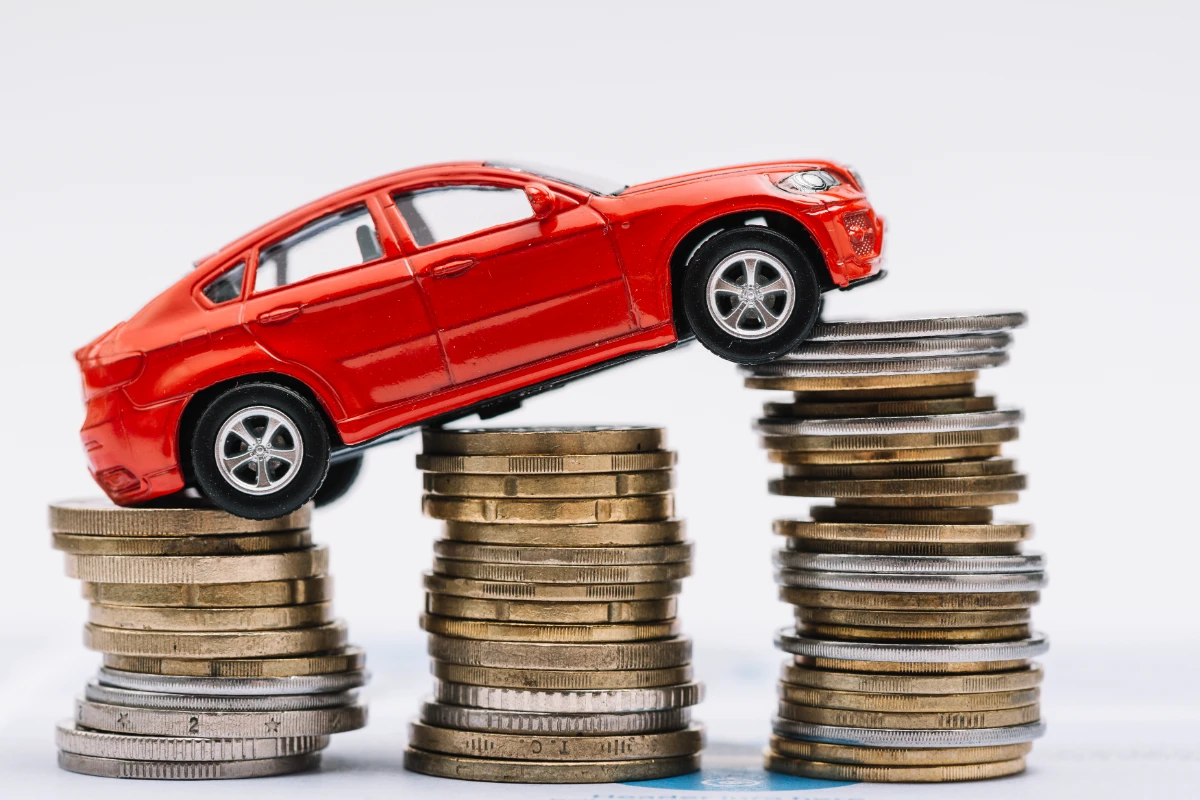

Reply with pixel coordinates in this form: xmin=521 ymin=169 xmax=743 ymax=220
xmin=430 ymin=257 xmax=477 ymax=279
xmin=257 ymin=305 xmax=302 ymax=325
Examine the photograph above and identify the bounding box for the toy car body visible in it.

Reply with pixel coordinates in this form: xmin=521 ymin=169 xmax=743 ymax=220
xmin=76 ymin=160 xmax=884 ymax=517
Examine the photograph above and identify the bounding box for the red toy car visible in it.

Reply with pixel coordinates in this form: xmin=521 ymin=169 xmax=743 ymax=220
xmin=76 ymin=160 xmax=884 ymax=517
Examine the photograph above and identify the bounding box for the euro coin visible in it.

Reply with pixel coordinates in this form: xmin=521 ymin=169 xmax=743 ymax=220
xmin=799 ymin=623 xmax=1032 ymax=643
xmin=65 ymin=546 xmax=328 ymax=584
xmin=403 ymin=748 xmax=699 ymax=783
xmin=425 ymin=594 xmax=677 ymax=623
xmin=432 ymin=679 xmax=703 ymax=713
xmin=768 ymin=736 xmax=1030 ymax=766
xmin=423 ymin=573 xmax=683 ymax=602
xmin=423 ymin=495 xmax=673 ymax=524
xmin=780 ymin=458 xmax=1014 ymax=479
xmin=407 ymin=720 xmax=704 ymax=761
xmin=75 ymin=698 xmax=367 ymax=737
xmin=431 ymin=662 xmax=693 ymax=690
xmin=777 ymin=630 xmax=1049 ymax=663
xmin=423 ymin=470 xmax=673 ymax=498
xmin=745 ymin=371 xmax=978 ymax=391
xmin=768 ymin=445 xmax=1003 ymax=465
xmin=780 ymin=662 xmax=1044 ymax=693
xmin=809 ymin=506 xmax=996 ymax=524
xmin=82 ymin=576 xmax=332 ymax=608
xmin=764 ymin=396 xmax=997 ymax=419
xmin=776 ymin=701 xmax=1040 ymax=729
xmin=87 ymin=601 xmax=334 ymax=632
xmin=422 ymin=426 xmax=666 ymax=456
xmin=806 ymin=312 xmax=1026 ymax=341
xmin=774 ymin=518 xmax=1031 ymax=543
xmin=764 ymin=752 xmax=1025 ymax=782
xmin=773 ymin=716 xmax=1046 ymax=746
xmin=416 ymin=450 xmax=676 ymax=474
xmin=103 ymin=646 xmax=365 ymax=678
xmin=795 ymin=607 xmax=1030 ymax=628
xmin=49 ymin=499 xmax=311 ymax=536
xmin=432 ymin=540 xmax=692 ymax=565
xmin=797 ymin=656 xmax=1032 ymax=674
xmin=431 ymin=558 xmax=691 ymax=584
xmin=55 ymin=720 xmax=329 ymax=761
xmin=96 ymin=667 xmax=367 ymax=696
xmin=779 ymin=588 xmax=1040 ymax=610
xmin=419 ymin=700 xmax=692 ymax=735
xmin=84 ymin=621 xmax=347 ymax=658
xmin=756 ymin=410 xmax=1022 ymax=437
xmin=762 ymin=428 xmax=1018 ymax=452
xmin=441 ymin=519 xmax=686 ymax=547
xmin=786 ymin=333 xmax=1012 ymax=360
xmin=426 ymin=634 xmax=692 ymax=670
xmin=777 ymin=685 xmax=1039 ymax=712
xmin=52 ymin=530 xmax=312 ymax=556
xmin=57 ymin=751 xmax=321 ymax=780
xmin=770 ymin=474 xmax=1027 ymax=498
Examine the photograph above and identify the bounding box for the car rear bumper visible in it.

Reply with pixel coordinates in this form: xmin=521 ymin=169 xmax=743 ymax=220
xmin=80 ymin=390 xmax=187 ymax=504
xmin=839 ymin=268 xmax=888 ymax=291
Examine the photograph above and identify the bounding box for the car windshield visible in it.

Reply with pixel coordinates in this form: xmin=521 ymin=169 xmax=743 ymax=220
xmin=485 ymin=160 xmax=626 ymax=196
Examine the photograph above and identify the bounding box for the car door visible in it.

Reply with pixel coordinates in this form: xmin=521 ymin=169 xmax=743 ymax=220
xmin=243 ymin=196 xmax=450 ymax=421
xmin=387 ymin=180 xmax=634 ymax=385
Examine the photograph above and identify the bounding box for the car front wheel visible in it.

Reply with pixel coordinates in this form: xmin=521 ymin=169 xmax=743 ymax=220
xmin=191 ymin=383 xmax=330 ymax=519
xmin=681 ymin=227 xmax=821 ymax=364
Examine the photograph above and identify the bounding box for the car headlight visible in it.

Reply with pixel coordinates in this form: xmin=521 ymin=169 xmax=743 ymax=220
xmin=775 ymin=169 xmax=841 ymax=194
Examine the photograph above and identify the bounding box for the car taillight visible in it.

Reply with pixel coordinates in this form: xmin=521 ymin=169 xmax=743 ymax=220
xmin=81 ymin=353 xmax=145 ymax=396
xmin=95 ymin=466 xmax=141 ymax=496
xmin=841 ymin=210 xmax=877 ymax=258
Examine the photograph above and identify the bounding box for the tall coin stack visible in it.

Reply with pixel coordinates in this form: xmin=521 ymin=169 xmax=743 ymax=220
xmin=406 ymin=426 xmax=705 ymax=783
xmin=741 ymin=313 xmax=1049 ymax=783
xmin=50 ymin=499 xmax=368 ymax=780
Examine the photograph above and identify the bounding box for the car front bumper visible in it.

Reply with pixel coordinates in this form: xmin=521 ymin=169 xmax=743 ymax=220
xmin=80 ymin=390 xmax=187 ymax=504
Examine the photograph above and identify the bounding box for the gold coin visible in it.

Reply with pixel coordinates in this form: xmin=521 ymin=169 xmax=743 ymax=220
xmin=764 ymin=752 xmax=1025 ymax=782
xmin=779 ymin=588 xmax=1040 ymax=610
xmin=427 ymin=634 xmax=692 ymax=670
xmin=84 ymin=622 xmax=347 ymax=658
xmin=423 ymin=495 xmax=673 ymax=524
xmin=431 ymin=558 xmax=691 ymax=584
xmin=52 ymin=530 xmax=312 ymax=556
xmin=778 ymin=684 xmax=1040 ymax=712
xmin=762 ymin=428 xmax=1018 ymax=452
xmin=87 ymin=602 xmax=335 ymax=632
xmin=796 ymin=607 xmax=1030 ymax=628
xmin=82 ymin=576 xmax=332 ymax=608
xmin=422 ymin=426 xmax=666 ymax=456
xmin=781 ymin=458 xmax=1015 ymax=480
xmin=417 ymin=451 xmax=676 ymax=474
xmin=423 ymin=573 xmax=682 ymax=602
xmin=65 ymin=546 xmax=328 ymax=585
xmin=765 ymin=396 xmax=997 ymax=419
xmin=408 ymin=721 xmax=704 ymax=762
xmin=403 ymin=747 xmax=700 ymax=783
xmin=777 ymin=701 xmax=1040 ymax=729
xmin=797 ymin=656 xmax=1032 ymax=674
xmin=810 ymin=505 xmax=995 ymax=524
xmin=771 ymin=474 xmax=1026 ymax=498
xmin=419 ymin=614 xmax=680 ymax=643
xmin=792 ymin=383 xmax=978 ymax=401
xmin=781 ymin=662 xmax=1044 ymax=693
xmin=426 ymin=594 xmax=677 ymax=623
xmin=784 ymin=539 xmax=1020 ymax=556
xmin=774 ymin=518 xmax=1031 ymax=543
xmin=745 ymin=371 xmax=979 ymax=391
xmin=423 ymin=471 xmax=673 ymax=499
xmin=768 ymin=445 xmax=1003 ymax=465
xmin=104 ymin=646 xmax=365 ymax=678
xmin=48 ymin=499 xmax=311 ymax=536
xmin=801 ymin=623 xmax=1032 ymax=642
xmin=432 ymin=541 xmax=692 ymax=565
xmin=442 ymin=520 xmax=685 ymax=547
xmin=431 ymin=661 xmax=693 ymax=690
xmin=769 ymin=737 xmax=1030 ymax=766
xmin=835 ymin=493 xmax=1020 ymax=508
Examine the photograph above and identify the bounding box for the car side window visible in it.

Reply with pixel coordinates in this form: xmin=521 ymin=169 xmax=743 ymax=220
xmin=392 ymin=186 xmax=532 ymax=247
xmin=201 ymin=261 xmax=246 ymax=304
xmin=254 ymin=204 xmax=382 ymax=293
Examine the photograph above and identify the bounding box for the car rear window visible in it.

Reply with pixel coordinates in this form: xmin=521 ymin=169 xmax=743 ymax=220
xmin=201 ymin=261 xmax=246 ymax=304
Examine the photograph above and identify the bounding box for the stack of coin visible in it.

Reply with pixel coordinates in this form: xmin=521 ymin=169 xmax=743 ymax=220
xmin=50 ymin=499 xmax=368 ymax=780
xmin=407 ymin=426 xmax=705 ymax=783
xmin=741 ymin=313 xmax=1049 ymax=783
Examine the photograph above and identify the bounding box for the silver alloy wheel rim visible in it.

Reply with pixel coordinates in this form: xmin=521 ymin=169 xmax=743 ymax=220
xmin=214 ymin=405 xmax=304 ymax=495
xmin=705 ymin=249 xmax=796 ymax=340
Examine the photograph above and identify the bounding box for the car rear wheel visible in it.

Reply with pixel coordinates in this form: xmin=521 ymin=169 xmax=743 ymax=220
xmin=192 ymin=383 xmax=330 ymax=520
xmin=681 ymin=227 xmax=821 ymax=364
xmin=314 ymin=454 xmax=364 ymax=508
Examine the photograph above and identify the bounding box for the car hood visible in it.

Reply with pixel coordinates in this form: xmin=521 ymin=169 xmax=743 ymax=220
xmin=618 ymin=160 xmax=842 ymax=195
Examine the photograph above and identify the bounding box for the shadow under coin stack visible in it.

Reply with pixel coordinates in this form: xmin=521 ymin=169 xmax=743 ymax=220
xmin=740 ymin=313 xmax=1049 ymax=783
xmin=407 ymin=426 xmax=705 ymax=783
xmin=50 ymin=499 xmax=368 ymax=780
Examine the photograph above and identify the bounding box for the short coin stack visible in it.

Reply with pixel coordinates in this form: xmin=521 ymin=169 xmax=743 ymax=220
xmin=407 ymin=426 xmax=705 ymax=783
xmin=50 ymin=499 xmax=368 ymax=780
xmin=741 ymin=313 xmax=1048 ymax=783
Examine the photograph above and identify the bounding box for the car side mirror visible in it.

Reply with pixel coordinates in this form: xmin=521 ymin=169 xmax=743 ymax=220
xmin=525 ymin=183 xmax=556 ymax=220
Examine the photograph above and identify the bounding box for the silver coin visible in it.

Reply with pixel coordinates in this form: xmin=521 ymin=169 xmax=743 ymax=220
xmin=756 ymin=409 xmax=1023 ymax=437
xmin=807 ymin=313 xmax=1028 ymax=342
xmin=785 ymin=333 xmax=1012 ymax=360
xmin=96 ymin=667 xmax=368 ymax=697
xmin=84 ymin=680 xmax=357 ymax=712
xmin=57 ymin=750 xmax=321 ymax=780
xmin=771 ymin=718 xmax=1046 ymax=748
xmin=76 ymin=698 xmax=367 ymax=737
xmin=431 ymin=679 xmax=704 ymax=713
xmin=775 ymin=629 xmax=1050 ymax=663
xmin=419 ymin=699 xmax=691 ymax=734
xmin=55 ymin=720 xmax=328 ymax=761
xmin=773 ymin=551 xmax=1045 ymax=574
xmin=775 ymin=569 xmax=1047 ymax=593
xmin=742 ymin=352 xmax=1008 ymax=378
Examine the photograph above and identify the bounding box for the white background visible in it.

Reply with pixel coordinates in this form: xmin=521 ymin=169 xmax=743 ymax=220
xmin=1 ymin=1 xmax=1198 ymax=796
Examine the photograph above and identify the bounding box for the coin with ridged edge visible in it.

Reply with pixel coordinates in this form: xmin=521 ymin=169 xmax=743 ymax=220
xmin=423 ymin=573 xmax=683 ymax=602
xmin=772 ymin=716 xmax=1046 ymax=747
xmin=764 ymin=396 xmax=997 ymax=419
xmin=768 ymin=736 xmax=1030 ymax=766
xmin=57 ymin=751 xmax=322 ymax=780
xmin=441 ymin=520 xmax=685 ymax=547
xmin=796 ymin=607 xmax=1030 ymax=628
xmin=775 ymin=518 xmax=1031 ymax=543
xmin=777 ymin=701 xmax=1040 ymax=729
xmin=432 ymin=679 xmax=703 ymax=713
xmin=75 ymin=698 xmax=367 ymax=737
xmin=806 ymin=312 xmax=1027 ymax=342
xmin=52 ymin=530 xmax=312 ymax=556
xmin=422 ymin=427 xmax=666 ymax=456
xmin=775 ymin=569 xmax=1046 ymax=593
xmin=55 ymin=720 xmax=328 ymax=761
xmin=431 ymin=662 xmax=693 ymax=690
xmin=431 ymin=558 xmax=691 ymax=584
xmin=97 ymin=667 xmax=367 ymax=696
xmin=835 ymin=493 xmax=1020 ymax=508
xmin=777 ymin=630 xmax=1049 ymax=663
xmin=48 ymin=499 xmax=311 ymax=536
xmin=408 ymin=720 xmax=704 ymax=761
xmin=423 ymin=495 xmax=673 ymax=524
xmin=65 ymin=546 xmax=328 ymax=584
xmin=786 ymin=333 xmax=1012 ymax=360
xmin=84 ymin=621 xmax=347 ymax=658
xmin=757 ymin=410 xmax=1022 ymax=437
xmin=82 ymin=576 xmax=332 ymax=608
xmin=764 ymin=751 xmax=1025 ymax=782
xmin=433 ymin=540 xmax=692 ymax=565
xmin=810 ymin=505 xmax=996 ymax=524
xmin=427 ymin=634 xmax=691 ymax=670
xmin=777 ymin=684 xmax=1039 ymax=712
xmin=791 ymin=383 xmax=979 ymax=401
xmin=403 ymin=747 xmax=699 ymax=783
xmin=746 ymin=370 xmax=979 ymax=391
xmin=799 ymin=623 xmax=1032 ymax=643
xmin=780 ymin=662 xmax=1043 ymax=693
xmin=774 ymin=551 xmax=1043 ymax=574
xmin=103 ymin=646 xmax=365 ymax=678
xmin=744 ymin=354 xmax=1007 ymax=378
xmin=781 ymin=458 xmax=1015 ymax=480
xmin=426 ymin=594 xmax=677 ymax=624
xmin=779 ymin=588 xmax=1040 ymax=610
xmin=87 ymin=601 xmax=334 ymax=632
xmin=423 ymin=470 xmax=674 ymax=498
xmin=419 ymin=699 xmax=691 ymax=734
xmin=420 ymin=614 xmax=680 ymax=643
xmin=771 ymin=445 xmax=1003 ymax=465
xmin=83 ymin=681 xmax=357 ymax=712
xmin=796 ymin=656 xmax=1032 ymax=674
xmin=770 ymin=473 xmax=1027 ymax=498
xmin=417 ymin=450 xmax=677 ymax=475
xmin=762 ymin=428 xmax=1018 ymax=453
xmin=785 ymin=538 xmax=1022 ymax=556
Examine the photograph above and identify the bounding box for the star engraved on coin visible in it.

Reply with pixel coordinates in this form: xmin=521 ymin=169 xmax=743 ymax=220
xmin=116 ymin=712 xmax=129 ymax=728
xmin=265 ymin=717 xmax=281 ymax=733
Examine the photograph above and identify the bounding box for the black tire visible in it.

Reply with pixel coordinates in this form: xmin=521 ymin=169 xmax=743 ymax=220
xmin=681 ymin=227 xmax=821 ymax=364
xmin=191 ymin=383 xmax=330 ymax=520
xmin=314 ymin=454 xmax=364 ymax=508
